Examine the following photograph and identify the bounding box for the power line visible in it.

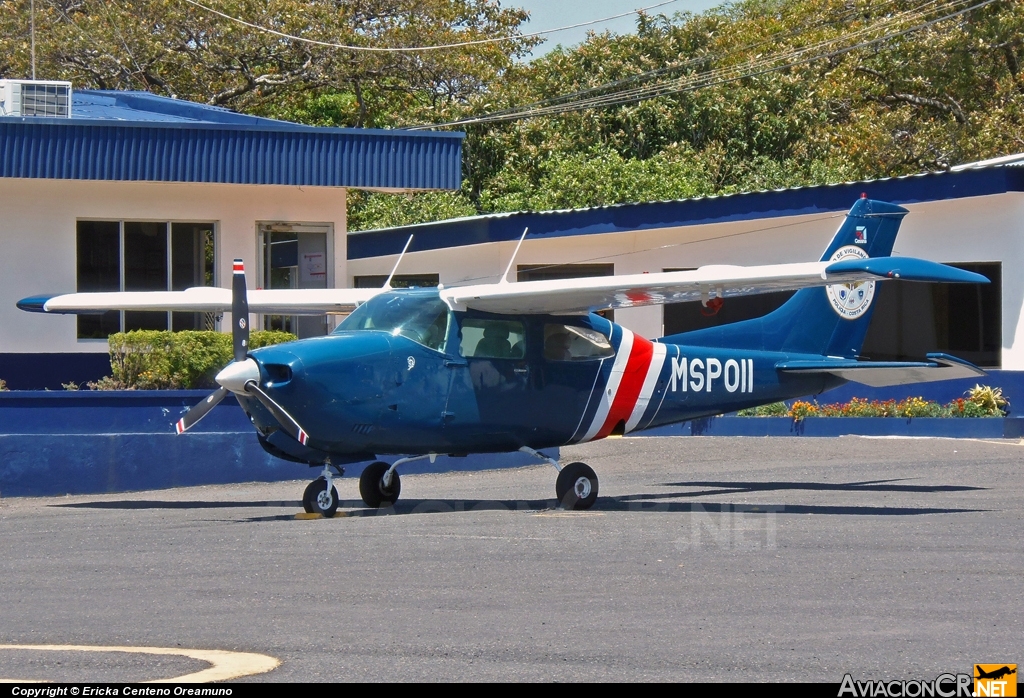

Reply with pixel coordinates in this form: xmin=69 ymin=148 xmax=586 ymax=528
xmin=474 ymin=0 xmax=908 ymax=119
xmin=180 ymin=0 xmax=683 ymax=53
xmin=423 ymin=0 xmax=969 ymax=125
xmin=416 ymin=0 xmax=996 ymax=128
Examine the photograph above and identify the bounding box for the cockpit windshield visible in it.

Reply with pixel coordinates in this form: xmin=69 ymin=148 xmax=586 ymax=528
xmin=336 ymin=292 xmax=449 ymax=352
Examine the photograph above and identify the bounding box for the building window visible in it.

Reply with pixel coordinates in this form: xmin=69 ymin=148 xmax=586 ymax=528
xmin=76 ymin=221 xmax=215 ymax=339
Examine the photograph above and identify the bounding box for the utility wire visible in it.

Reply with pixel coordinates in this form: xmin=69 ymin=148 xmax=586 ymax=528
xmin=516 ymin=0 xmax=955 ymax=115
xmin=417 ymin=0 xmax=995 ymax=128
xmin=469 ymin=0 xmax=913 ymax=120
xmin=424 ymin=0 xmax=969 ymax=125
xmin=181 ymin=0 xmax=682 ymax=53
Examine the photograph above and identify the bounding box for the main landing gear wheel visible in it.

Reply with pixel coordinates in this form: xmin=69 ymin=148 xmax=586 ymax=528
xmin=556 ymin=462 xmax=599 ymax=511
xmin=359 ymin=461 xmax=401 ymax=508
xmin=303 ymin=476 xmax=339 ymax=518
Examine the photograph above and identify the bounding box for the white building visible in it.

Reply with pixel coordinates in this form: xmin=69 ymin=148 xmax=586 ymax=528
xmin=0 ymin=84 xmax=462 ymax=389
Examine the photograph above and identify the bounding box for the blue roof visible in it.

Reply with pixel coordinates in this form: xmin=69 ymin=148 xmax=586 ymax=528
xmin=0 ymin=90 xmax=463 ymax=190
xmin=347 ymin=165 xmax=1024 ymax=259
xmin=70 ymin=90 xmax=304 ymax=126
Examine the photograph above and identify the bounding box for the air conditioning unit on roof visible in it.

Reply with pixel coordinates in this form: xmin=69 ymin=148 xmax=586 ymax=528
xmin=0 ymin=80 xmax=72 ymax=118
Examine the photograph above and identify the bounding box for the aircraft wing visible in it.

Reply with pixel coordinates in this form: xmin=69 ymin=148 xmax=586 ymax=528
xmin=17 ymin=287 xmax=382 ymax=316
xmin=440 ymin=257 xmax=988 ymax=315
xmin=775 ymin=353 xmax=985 ymax=387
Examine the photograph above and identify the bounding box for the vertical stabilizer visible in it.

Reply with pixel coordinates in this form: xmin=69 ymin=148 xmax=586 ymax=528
xmin=665 ymin=198 xmax=909 ymax=358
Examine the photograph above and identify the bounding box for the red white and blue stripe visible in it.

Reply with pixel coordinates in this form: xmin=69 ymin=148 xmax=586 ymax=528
xmin=574 ymin=328 xmax=669 ymax=442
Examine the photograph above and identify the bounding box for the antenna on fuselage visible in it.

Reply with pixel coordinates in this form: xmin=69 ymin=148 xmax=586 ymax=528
xmin=500 ymin=228 xmax=529 ymax=284
xmin=384 ymin=235 xmax=414 ymax=290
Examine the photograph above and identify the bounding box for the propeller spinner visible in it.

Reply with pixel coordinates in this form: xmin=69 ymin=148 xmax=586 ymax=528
xmin=175 ymin=259 xmax=311 ymax=446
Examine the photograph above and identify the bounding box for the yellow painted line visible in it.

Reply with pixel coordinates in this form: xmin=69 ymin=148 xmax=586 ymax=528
xmin=294 ymin=511 xmax=348 ymax=519
xmin=0 ymin=644 xmax=279 ymax=683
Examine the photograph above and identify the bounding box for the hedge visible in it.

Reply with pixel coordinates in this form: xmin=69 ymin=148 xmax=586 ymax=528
xmin=89 ymin=330 xmax=297 ymax=390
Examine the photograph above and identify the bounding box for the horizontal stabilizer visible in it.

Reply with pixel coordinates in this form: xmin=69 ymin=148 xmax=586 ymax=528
xmin=776 ymin=353 xmax=985 ymax=387
xmin=824 ymin=257 xmax=990 ymax=283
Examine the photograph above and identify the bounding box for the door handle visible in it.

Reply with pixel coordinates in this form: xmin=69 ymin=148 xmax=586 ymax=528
xmin=444 ymin=359 xmax=468 ymax=368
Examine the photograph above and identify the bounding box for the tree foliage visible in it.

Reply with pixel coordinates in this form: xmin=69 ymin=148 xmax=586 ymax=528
xmin=0 ymin=0 xmax=535 ymax=119
xmin=350 ymin=0 xmax=1024 ymax=229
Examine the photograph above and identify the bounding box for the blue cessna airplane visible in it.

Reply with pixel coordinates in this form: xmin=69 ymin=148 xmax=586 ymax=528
xmin=20 ymin=198 xmax=988 ymax=516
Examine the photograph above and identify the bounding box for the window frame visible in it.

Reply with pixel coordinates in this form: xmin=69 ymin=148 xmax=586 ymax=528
xmin=75 ymin=218 xmax=218 ymax=340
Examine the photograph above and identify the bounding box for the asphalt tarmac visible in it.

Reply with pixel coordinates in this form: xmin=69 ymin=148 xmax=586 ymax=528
xmin=0 ymin=436 xmax=1021 ymax=682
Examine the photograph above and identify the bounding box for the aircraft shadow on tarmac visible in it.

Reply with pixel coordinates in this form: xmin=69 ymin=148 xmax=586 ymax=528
xmin=54 ymin=476 xmax=986 ymax=519
xmin=236 ymin=497 xmax=984 ymax=521
xmin=57 ymin=500 xmax=302 ymax=510
xmin=657 ymin=477 xmax=985 ymax=494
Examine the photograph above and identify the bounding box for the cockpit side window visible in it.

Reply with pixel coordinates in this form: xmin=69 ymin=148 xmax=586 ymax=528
xmin=337 ymin=293 xmax=450 ymax=352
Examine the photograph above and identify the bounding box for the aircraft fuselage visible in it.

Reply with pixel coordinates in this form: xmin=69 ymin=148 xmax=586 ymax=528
xmin=240 ymin=297 xmax=844 ymax=460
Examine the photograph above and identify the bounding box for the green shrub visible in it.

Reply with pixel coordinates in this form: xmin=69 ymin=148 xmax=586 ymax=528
xmin=966 ymin=384 xmax=1009 ymax=416
xmin=737 ymin=401 xmax=787 ymax=416
xmin=94 ymin=329 xmax=296 ymax=390
xmin=249 ymin=330 xmax=299 ymax=350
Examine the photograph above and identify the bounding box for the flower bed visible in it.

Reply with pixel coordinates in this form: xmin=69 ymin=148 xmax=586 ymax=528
xmin=737 ymin=386 xmax=1009 ymax=419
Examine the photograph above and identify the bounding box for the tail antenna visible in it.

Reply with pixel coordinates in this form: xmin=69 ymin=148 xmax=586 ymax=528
xmin=501 ymin=228 xmax=529 ymax=284
xmin=384 ymin=235 xmax=414 ymax=290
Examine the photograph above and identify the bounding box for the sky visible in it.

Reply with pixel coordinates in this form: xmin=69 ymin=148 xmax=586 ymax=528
xmin=511 ymin=0 xmax=725 ymax=57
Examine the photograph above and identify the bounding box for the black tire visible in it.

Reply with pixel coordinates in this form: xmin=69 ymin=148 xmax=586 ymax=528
xmin=302 ymin=477 xmax=325 ymax=514
xmin=305 ymin=477 xmax=339 ymax=518
xmin=359 ymin=461 xmax=401 ymax=508
xmin=555 ymin=462 xmax=599 ymax=510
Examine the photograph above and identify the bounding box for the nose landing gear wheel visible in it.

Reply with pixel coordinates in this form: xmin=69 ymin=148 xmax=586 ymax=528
xmin=303 ymin=477 xmax=339 ymax=518
xmin=555 ymin=462 xmax=599 ymax=510
xmin=359 ymin=461 xmax=401 ymax=508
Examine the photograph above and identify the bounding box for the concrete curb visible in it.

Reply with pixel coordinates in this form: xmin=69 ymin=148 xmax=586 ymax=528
xmin=635 ymin=416 xmax=1024 ymax=439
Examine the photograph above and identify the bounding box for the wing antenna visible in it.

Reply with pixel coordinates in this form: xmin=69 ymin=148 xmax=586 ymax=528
xmin=500 ymin=227 xmax=529 ymax=284
xmin=384 ymin=235 xmax=414 ymax=290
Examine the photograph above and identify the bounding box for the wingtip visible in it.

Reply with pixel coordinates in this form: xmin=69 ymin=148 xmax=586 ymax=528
xmin=16 ymin=295 xmax=55 ymax=313
xmin=175 ymin=418 xmax=186 ymax=435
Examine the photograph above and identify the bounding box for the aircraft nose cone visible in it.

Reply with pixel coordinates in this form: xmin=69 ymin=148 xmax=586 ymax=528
xmin=216 ymin=358 xmax=260 ymax=393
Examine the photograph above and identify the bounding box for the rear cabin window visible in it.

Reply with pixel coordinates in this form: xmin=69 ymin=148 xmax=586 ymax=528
xmin=460 ymin=319 xmax=526 ymax=359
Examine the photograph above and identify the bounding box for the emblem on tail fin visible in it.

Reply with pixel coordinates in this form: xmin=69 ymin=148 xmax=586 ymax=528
xmin=826 ymin=246 xmax=876 ymax=320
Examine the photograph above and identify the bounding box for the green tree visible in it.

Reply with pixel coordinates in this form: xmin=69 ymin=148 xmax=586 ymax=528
xmin=0 ymin=0 xmax=535 ymax=121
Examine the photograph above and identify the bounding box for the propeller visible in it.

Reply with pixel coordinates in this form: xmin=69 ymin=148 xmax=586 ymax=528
xmin=175 ymin=259 xmax=311 ymax=446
